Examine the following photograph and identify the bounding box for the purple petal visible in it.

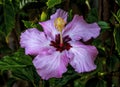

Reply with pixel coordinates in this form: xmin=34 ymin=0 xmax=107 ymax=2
xmin=63 ymin=15 xmax=100 ymax=41
xmin=50 ymin=9 xmax=68 ymax=21
xmin=39 ymin=20 xmax=58 ymax=40
xmin=20 ymin=28 xmax=50 ymax=55
xmin=69 ymin=41 xmax=98 ymax=73
xmin=33 ymin=51 xmax=69 ymax=80
xmin=39 ymin=9 xmax=68 ymax=40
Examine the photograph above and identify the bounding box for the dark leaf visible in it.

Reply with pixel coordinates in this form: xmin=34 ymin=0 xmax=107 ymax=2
xmin=86 ymin=8 xmax=98 ymax=23
xmin=114 ymin=27 xmax=120 ymax=55
xmin=85 ymin=77 xmax=106 ymax=87
xmin=0 ymin=49 xmax=40 ymax=83
xmin=0 ymin=0 xmax=15 ymax=36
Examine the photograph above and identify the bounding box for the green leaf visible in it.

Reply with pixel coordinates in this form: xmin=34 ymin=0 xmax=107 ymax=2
xmin=86 ymin=8 xmax=98 ymax=23
xmin=22 ymin=20 xmax=42 ymax=30
xmin=0 ymin=49 xmax=40 ymax=86
xmin=0 ymin=0 xmax=15 ymax=36
xmin=114 ymin=27 xmax=120 ymax=55
xmin=117 ymin=9 xmax=120 ymax=22
xmin=98 ymin=21 xmax=110 ymax=30
xmin=46 ymin=0 xmax=62 ymax=8
xmin=0 ymin=49 xmax=32 ymax=70
xmin=67 ymin=9 xmax=73 ymax=22
xmin=0 ymin=0 xmax=39 ymax=36
xmin=22 ymin=20 xmax=35 ymax=28
xmin=112 ymin=10 xmax=120 ymax=24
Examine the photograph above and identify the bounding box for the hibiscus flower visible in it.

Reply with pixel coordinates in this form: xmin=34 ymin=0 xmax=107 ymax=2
xmin=20 ymin=9 xmax=100 ymax=80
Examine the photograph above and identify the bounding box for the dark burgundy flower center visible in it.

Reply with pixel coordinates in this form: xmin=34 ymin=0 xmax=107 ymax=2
xmin=50 ymin=34 xmax=72 ymax=52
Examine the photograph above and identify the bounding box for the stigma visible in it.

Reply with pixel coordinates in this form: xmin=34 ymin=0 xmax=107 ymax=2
xmin=54 ymin=17 xmax=66 ymax=32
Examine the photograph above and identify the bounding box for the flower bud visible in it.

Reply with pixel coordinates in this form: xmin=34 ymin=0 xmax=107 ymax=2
xmin=40 ymin=11 xmax=47 ymax=21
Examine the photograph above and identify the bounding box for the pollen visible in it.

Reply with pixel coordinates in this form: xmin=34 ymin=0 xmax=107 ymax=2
xmin=54 ymin=17 xmax=66 ymax=32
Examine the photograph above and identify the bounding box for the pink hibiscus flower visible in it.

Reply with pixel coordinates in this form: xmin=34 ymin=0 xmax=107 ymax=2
xmin=20 ymin=9 xmax=100 ymax=80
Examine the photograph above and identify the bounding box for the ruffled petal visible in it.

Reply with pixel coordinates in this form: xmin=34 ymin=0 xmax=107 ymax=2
xmin=50 ymin=8 xmax=68 ymax=21
xmin=33 ymin=51 xmax=69 ymax=80
xmin=20 ymin=28 xmax=50 ymax=55
xmin=63 ymin=15 xmax=100 ymax=41
xmin=69 ymin=41 xmax=98 ymax=73
xmin=39 ymin=20 xmax=58 ymax=40
xmin=39 ymin=9 xmax=68 ymax=40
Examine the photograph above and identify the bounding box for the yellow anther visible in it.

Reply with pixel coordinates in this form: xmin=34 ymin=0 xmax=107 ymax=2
xmin=54 ymin=17 xmax=66 ymax=45
xmin=54 ymin=17 xmax=66 ymax=32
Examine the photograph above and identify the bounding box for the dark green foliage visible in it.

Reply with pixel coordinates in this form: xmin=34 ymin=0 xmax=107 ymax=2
xmin=0 ymin=0 xmax=15 ymax=36
xmin=85 ymin=77 xmax=106 ymax=87
xmin=86 ymin=8 xmax=98 ymax=23
xmin=0 ymin=49 xmax=32 ymax=70
xmin=114 ymin=27 xmax=120 ymax=55
xmin=0 ymin=49 xmax=40 ymax=86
